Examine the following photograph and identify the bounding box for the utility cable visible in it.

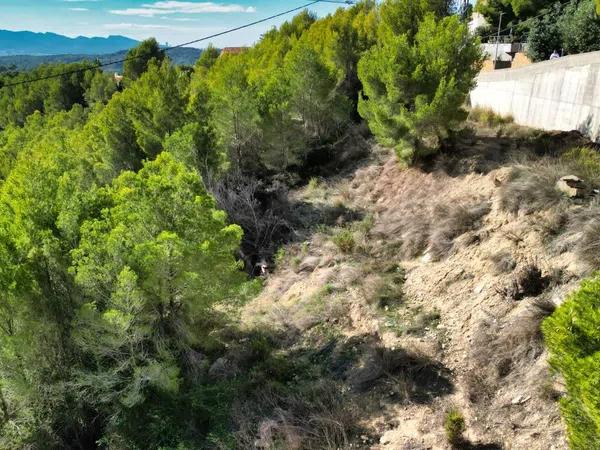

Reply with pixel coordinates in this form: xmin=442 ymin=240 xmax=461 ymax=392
xmin=0 ymin=0 xmax=355 ymax=89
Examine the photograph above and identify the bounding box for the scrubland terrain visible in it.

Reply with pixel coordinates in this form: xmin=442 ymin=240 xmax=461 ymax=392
xmin=210 ymin=119 xmax=599 ymax=450
xmin=2 ymin=1 xmax=599 ymax=447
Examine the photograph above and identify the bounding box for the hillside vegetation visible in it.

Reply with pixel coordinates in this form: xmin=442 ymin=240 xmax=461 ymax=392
xmin=0 ymin=47 xmax=202 ymax=73
xmin=0 ymin=0 xmax=599 ymax=449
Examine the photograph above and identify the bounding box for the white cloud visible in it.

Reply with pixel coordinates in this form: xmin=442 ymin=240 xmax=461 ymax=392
xmin=69 ymin=7 xmax=89 ymax=11
xmin=110 ymin=2 xmax=256 ymax=17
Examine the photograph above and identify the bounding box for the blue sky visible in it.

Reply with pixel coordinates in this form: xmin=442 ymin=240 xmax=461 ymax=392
xmin=0 ymin=0 xmax=346 ymax=47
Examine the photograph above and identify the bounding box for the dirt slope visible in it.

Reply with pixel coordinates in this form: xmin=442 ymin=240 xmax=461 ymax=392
xmin=240 ymin=125 xmax=594 ymax=449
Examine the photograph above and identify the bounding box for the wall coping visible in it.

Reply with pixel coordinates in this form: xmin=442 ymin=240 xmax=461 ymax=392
xmin=477 ymin=50 xmax=600 ymax=81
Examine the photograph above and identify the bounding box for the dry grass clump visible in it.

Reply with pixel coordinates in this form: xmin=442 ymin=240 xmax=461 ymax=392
xmin=347 ymin=344 xmax=453 ymax=402
xmin=428 ymin=201 xmax=491 ymax=260
xmin=488 ymin=251 xmax=517 ymax=274
xmin=467 ymin=298 xmax=555 ymax=405
xmin=397 ymin=208 xmax=432 ymax=258
xmin=496 ymin=263 xmax=549 ymax=300
xmin=497 ymin=303 xmax=551 ymax=366
xmin=402 ymin=308 xmax=441 ymax=336
xmin=554 ymin=199 xmax=600 ymax=271
xmin=498 ymin=161 xmax=570 ymax=215
xmin=365 ymin=265 xmax=405 ymax=309
xmin=375 ymin=198 xmax=491 ymax=261
xmin=469 ymin=107 xmax=514 ymax=127
xmin=234 ymin=380 xmax=360 ymax=450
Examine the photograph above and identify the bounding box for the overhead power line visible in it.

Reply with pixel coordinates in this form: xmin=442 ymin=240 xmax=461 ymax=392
xmin=0 ymin=0 xmax=356 ymax=90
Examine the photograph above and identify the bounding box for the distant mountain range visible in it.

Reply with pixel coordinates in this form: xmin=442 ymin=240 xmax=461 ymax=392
xmin=0 ymin=30 xmax=139 ymax=56
xmin=0 ymin=48 xmax=204 ymax=73
xmin=0 ymin=29 xmax=204 ymax=72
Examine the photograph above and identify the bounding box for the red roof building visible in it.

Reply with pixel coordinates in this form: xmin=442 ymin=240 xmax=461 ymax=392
xmin=220 ymin=47 xmax=249 ymax=56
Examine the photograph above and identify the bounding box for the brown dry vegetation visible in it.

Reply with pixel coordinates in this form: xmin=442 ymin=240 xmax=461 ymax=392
xmin=216 ymin=119 xmax=599 ymax=449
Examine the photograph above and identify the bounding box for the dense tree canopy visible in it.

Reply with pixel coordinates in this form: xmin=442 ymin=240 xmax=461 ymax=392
xmin=123 ymin=38 xmax=165 ymax=81
xmin=71 ymin=153 xmax=244 ymax=446
xmin=527 ymin=0 xmax=600 ymax=61
xmin=0 ymin=62 xmax=101 ymax=128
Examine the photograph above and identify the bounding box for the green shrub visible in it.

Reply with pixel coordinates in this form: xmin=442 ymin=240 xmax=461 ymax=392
xmin=542 ymin=275 xmax=600 ymax=449
xmin=274 ymin=247 xmax=286 ymax=267
xmin=307 ymin=177 xmax=320 ymax=193
xmin=469 ymin=107 xmax=514 ymax=127
xmin=333 ymin=229 xmax=355 ymax=253
xmin=561 ymin=147 xmax=600 ymax=186
xmin=444 ymin=408 xmax=466 ymax=446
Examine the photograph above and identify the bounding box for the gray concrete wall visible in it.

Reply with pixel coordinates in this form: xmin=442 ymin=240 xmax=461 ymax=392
xmin=470 ymin=51 xmax=600 ymax=142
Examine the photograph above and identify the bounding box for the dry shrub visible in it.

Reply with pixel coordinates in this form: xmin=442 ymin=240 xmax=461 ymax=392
xmin=233 ymin=380 xmax=359 ymax=450
xmin=498 ymin=161 xmax=570 ymax=215
xmin=554 ymin=198 xmax=600 ymax=271
xmin=469 ymin=107 xmax=514 ymax=127
xmin=489 ymin=251 xmax=517 ymax=274
xmin=375 ymin=198 xmax=490 ymax=261
xmin=206 ymin=171 xmax=291 ymax=274
xmin=467 ymin=299 xmax=554 ymax=405
xmin=428 ymin=202 xmax=491 ymax=260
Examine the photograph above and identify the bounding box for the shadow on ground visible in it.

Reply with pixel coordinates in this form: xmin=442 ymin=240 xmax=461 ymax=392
xmin=420 ymin=126 xmax=596 ymax=178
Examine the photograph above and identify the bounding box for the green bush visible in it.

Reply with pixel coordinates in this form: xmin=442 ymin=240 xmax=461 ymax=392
xmin=333 ymin=229 xmax=356 ymax=253
xmin=469 ymin=107 xmax=514 ymax=127
xmin=561 ymin=147 xmax=600 ymax=186
xmin=542 ymin=275 xmax=600 ymax=449
xmin=444 ymin=408 xmax=466 ymax=446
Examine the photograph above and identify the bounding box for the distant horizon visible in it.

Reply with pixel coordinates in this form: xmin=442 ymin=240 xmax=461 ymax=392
xmin=0 ymin=1 xmax=346 ymax=48
xmin=0 ymin=29 xmax=211 ymax=51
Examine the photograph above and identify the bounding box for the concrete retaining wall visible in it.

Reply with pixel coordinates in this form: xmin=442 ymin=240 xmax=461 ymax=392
xmin=470 ymin=51 xmax=600 ymax=142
